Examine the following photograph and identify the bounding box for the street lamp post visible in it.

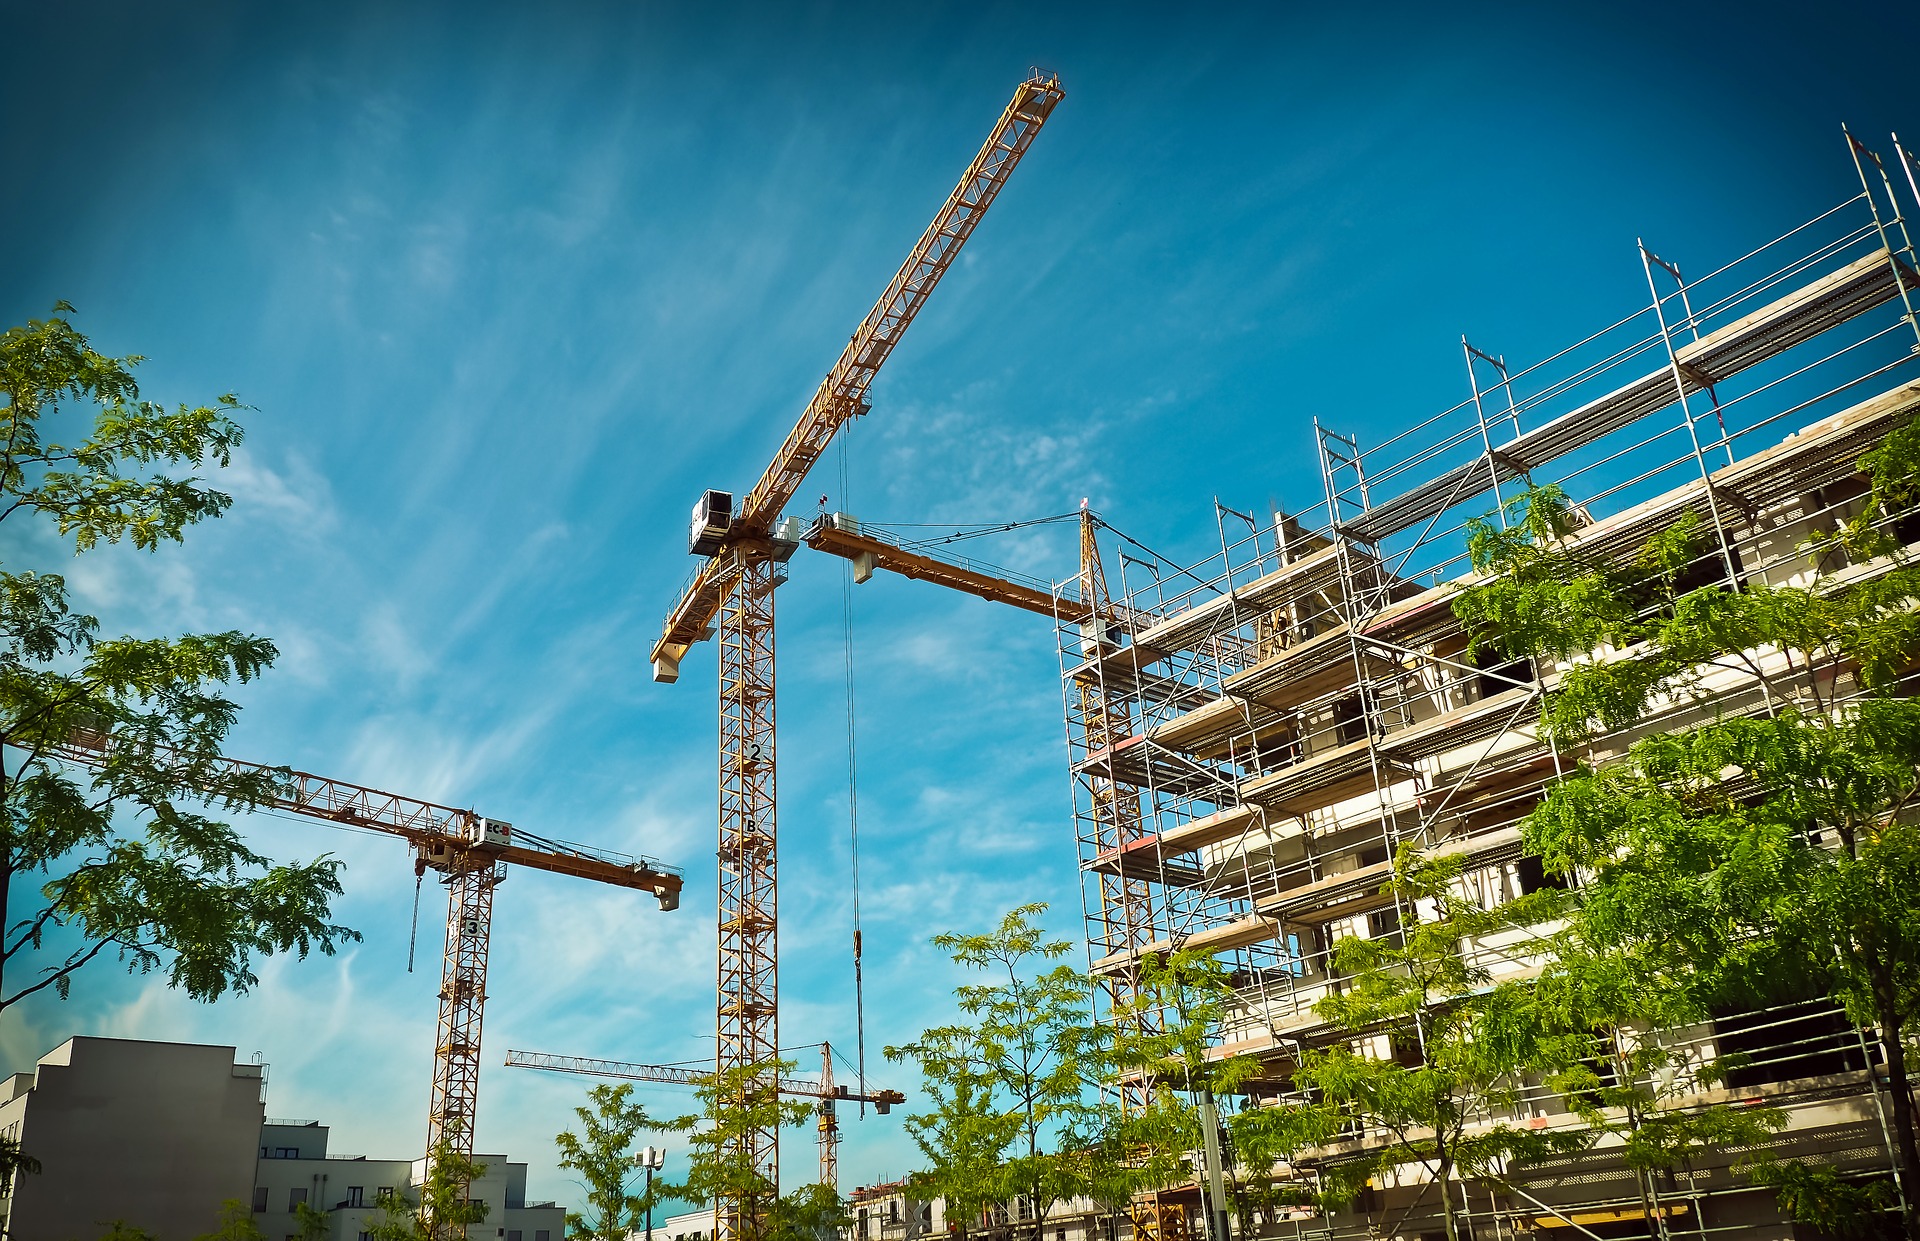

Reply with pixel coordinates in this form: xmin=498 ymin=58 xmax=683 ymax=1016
xmin=636 ymin=1145 xmax=668 ymax=1241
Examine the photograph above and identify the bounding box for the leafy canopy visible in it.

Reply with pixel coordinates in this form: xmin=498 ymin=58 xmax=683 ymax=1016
xmin=660 ymin=1058 xmax=813 ymax=1234
xmin=1278 ymin=850 xmax=1584 ymax=1241
xmin=1455 ymin=456 xmax=1920 ymax=1237
xmin=0 ymin=306 xmax=355 ymax=1015
xmin=1098 ymin=949 xmax=1270 ymax=1223
xmin=555 ymin=1082 xmax=668 ymax=1240
xmin=889 ymin=904 xmax=1102 ymax=1238
xmin=363 ymin=1143 xmax=490 ymax=1241
xmin=192 ymin=1198 xmax=268 ymax=1241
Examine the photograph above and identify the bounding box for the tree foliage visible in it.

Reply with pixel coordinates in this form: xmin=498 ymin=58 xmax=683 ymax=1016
xmin=94 ymin=1224 xmax=157 ymax=1241
xmin=191 ymin=1199 xmax=267 ymax=1241
xmin=1269 ymin=850 xmax=1584 ymax=1241
xmin=0 ymin=307 xmax=355 ymax=1016
xmin=1455 ymin=455 xmax=1920 ymax=1237
xmin=289 ymin=1201 xmax=331 ymax=1241
xmin=555 ymin=1082 xmax=667 ymax=1240
xmin=766 ymin=1182 xmax=852 ymax=1241
xmin=1100 ymin=949 xmax=1268 ymax=1227
xmin=885 ymin=1025 xmax=1018 ymax=1238
xmin=889 ymin=904 xmax=1101 ymax=1240
xmin=661 ymin=1059 xmax=811 ymax=1235
xmin=363 ymin=1143 xmax=490 ymax=1241
xmin=0 ymin=1131 xmax=41 ymax=1183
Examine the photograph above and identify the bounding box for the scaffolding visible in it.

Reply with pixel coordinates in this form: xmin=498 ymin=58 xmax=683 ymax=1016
xmin=1057 ymin=132 xmax=1920 ymax=1240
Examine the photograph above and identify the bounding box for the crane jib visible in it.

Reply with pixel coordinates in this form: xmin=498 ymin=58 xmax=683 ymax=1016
xmin=649 ymin=73 xmax=1063 ymax=677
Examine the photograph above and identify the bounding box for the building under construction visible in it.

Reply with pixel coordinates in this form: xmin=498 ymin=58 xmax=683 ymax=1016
xmin=1059 ymin=134 xmax=1920 ymax=1240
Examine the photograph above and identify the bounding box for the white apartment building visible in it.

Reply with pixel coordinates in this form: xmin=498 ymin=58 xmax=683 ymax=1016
xmin=253 ymin=1119 xmax=564 ymax=1241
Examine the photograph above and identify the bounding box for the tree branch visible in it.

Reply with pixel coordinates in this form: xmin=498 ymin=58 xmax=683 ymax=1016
xmin=0 ymin=935 xmax=115 ymax=1009
xmin=5 ymin=904 xmax=64 ymax=961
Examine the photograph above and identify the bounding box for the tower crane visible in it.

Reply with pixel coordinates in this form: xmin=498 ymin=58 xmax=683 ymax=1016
xmin=646 ymin=71 xmax=1063 ymax=1241
xmin=503 ymin=1044 xmax=903 ymax=1190
xmin=52 ymin=726 xmax=683 ymax=1220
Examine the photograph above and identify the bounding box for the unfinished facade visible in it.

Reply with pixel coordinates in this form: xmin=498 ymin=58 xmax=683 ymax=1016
xmin=1060 ymin=135 xmax=1920 ymax=1239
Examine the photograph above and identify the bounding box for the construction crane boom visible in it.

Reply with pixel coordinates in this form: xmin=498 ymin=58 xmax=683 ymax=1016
xmin=650 ymin=71 xmax=1065 ymax=680
xmin=503 ymin=1048 xmax=899 ymax=1107
xmin=503 ymin=1045 xmax=902 ymax=1190
xmin=638 ymin=71 xmax=1062 ymax=1241
xmin=51 ymin=728 xmax=684 ymax=1223
xmin=54 ymin=728 xmax=683 ymax=902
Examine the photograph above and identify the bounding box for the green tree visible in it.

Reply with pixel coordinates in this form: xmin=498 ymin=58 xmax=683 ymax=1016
xmin=290 ymin=1200 xmax=331 ymax=1241
xmin=192 ymin=1199 xmax=267 ymax=1241
xmin=1284 ymin=850 xmax=1584 ymax=1241
xmin=1456 ymin=456 xmax=1920 ymax=1235
xmin=555 ymin=1082 xmax=667 ymax=1240
xmin=884 ymin=1027 xmax=1017 ymax=1239
xmin=663 ymin=1059 xmax=810 ymax=1236
xmin=0 ymin=307 xmax=355 ymax=1015
xmin=1066 ymin=1100 xmax=1153 ymax=1241
xmin=1514 ymin=917 xmax=1790 ymax=1235
xmin=363 ymin=1142 xmax=490 ymax=1241
xmin=94 ymin=1224 xmax=157 ymax=1241
xmin=892 ymin=904 xmax=1099 ymax=1241
xmin=766 ymin=1182 xmax=851 ymax=1241
xmin=0 ymin=1131 xmax=41 ymax=1183
xmin=1099 ymin=949 xmax=1266 ymax=1232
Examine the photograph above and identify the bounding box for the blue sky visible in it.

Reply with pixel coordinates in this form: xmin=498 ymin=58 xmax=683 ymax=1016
xmin=3 ymin=0 xmax=1917 ymax=1217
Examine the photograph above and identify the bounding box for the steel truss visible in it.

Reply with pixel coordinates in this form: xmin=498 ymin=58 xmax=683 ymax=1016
xmin=717 ymin=549 xmax=782 ymax=1239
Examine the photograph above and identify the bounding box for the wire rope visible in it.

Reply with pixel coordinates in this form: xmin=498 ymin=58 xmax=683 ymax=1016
xmin=836 ymin=435 xmax=870 ymax=1116
xmin=407 ymin=869 xmax=423 ymax=973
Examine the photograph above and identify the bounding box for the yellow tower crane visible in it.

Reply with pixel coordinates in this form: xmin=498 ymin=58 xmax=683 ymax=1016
xmin=54 ymin=726 xmax=683 ymax=1226
xmin=647 ymin=71 xmax=1063 ymax=1241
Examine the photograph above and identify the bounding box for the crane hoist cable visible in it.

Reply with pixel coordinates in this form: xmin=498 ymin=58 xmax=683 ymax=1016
xmin=836 ymin=437 xmax=870 ymax=1117
xmin=407 ymin=868 xmax=424 ymax=973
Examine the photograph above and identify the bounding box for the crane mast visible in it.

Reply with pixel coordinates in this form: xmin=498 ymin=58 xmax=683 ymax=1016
xmin=51 ymin=728 xmax=683 ymax=1224
xmin=645 ymin=72 xmax=1062 ymax=1241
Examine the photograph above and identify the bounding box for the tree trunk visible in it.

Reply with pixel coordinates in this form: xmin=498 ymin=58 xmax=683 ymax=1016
xmin=1434 ymin=1145 xmax=1458 ymax=1241
xmin=0 ymin=839 xmax=11 ymax=1006
xmin=0 ymin=845 xmax=12 ymax=1014
xmin=1872 ymin=974 xmax=1920 ymax=1237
